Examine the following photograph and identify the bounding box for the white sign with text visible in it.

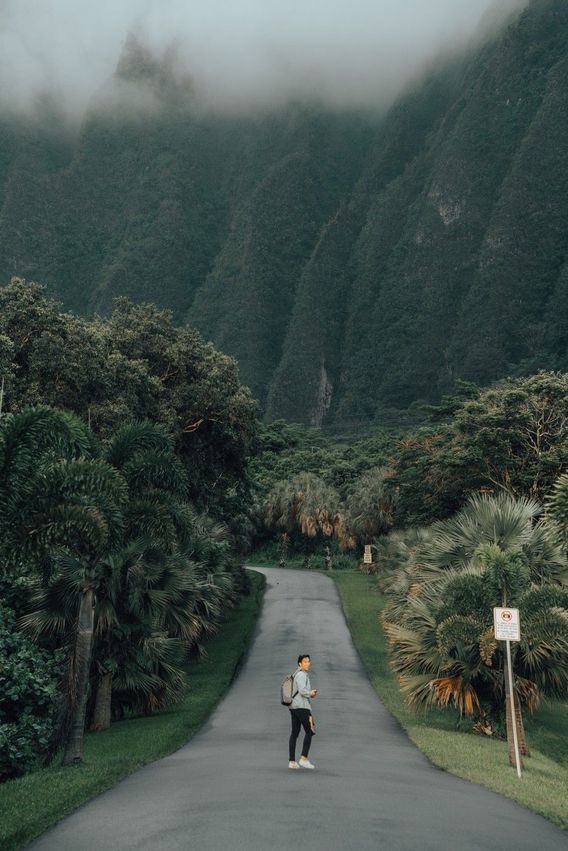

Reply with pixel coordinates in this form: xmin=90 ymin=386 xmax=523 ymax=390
xmin=493 ymin=607 xmax=520 ymax=641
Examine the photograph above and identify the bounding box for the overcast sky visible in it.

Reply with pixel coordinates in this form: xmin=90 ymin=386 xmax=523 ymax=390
xmin=0 ymin=0 xmax=526 ymax=115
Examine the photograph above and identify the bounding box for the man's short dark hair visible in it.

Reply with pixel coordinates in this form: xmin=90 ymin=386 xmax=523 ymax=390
xmin=298 ymin=654 xmax=310 ymax=665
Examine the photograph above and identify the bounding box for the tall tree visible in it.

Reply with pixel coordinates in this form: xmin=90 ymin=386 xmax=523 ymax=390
xmin=0 ymin=407 xmax=126 ymax=763
xmin=344 ymin=467 xmax=396 ymax=546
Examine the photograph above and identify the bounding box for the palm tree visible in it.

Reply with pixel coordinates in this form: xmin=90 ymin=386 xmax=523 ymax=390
xmin=546 ymin=471 xmax=568 ymax=548
xmin=0 ymin=407 xmax=127 ymax=764
xmin=90 ymin=544 xmax=203 ymax=725
xmin=3 ymin=412 xmax=239 ymax=751
xmin=372 ymin=526 xmax=433 ymax=594
xmin=382 ymin=493 xmax=568 ymax=763
xmin=265 ymin=473 xmax=342 ymax=568
xmin=421 ymin=491 xmax=541 ymax=572
xmin=89 ymin=424 xmax=235 ymax=727
xmin=344 ymin=467 xmax=396 ymax=548
xmin=96 ymin=425 xmax=236 ymax=724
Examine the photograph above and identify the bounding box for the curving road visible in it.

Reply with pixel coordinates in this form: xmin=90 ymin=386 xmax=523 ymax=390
xmin=29 ymin=567 xmax=567 ymax=851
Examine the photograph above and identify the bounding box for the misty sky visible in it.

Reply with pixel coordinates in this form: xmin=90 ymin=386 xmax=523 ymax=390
xmin=0 ymin=0 xmax=524 ymax=115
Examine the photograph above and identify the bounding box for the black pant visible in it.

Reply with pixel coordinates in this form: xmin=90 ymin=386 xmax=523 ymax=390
xmin=289 ymin=708 xmax=313 ymax=761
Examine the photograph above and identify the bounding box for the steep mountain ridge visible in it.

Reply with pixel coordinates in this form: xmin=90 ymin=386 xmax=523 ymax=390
xmin=0 ymin=0 xmax=566 ymax=427
xmin=268 ymin=0 xmax=568 ymax=424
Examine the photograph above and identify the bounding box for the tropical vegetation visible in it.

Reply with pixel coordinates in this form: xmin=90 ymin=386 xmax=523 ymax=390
xmin=0 ymin=278 xmax=258 ymax=536
xmin=255 ymin=371 xmax=568 ymax=562
xmin=264 ymin=473 xmax=347 ymax=569
xmin=0 ymin=282 xmax=261 ymax=782
xmin=0 ymin=605 xmax=62 ymax=782
xmin=0 ymin=571 xmax=265 ymax=851
xmin=379 ymin=493 xmax=568 ymax=759
xmin=333 ymin=570 xmax=568 ymax=830
xmin=0 ymin=405 xmax=247 ymax=773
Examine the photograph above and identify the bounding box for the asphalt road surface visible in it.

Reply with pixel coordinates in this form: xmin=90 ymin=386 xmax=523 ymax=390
xmin=29 ymin=567 xmax=567 ymax=851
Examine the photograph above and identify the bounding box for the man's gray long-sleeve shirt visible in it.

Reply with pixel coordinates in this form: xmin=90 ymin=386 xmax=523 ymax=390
xmin=290 ymin=669 xmax=312 ymax=710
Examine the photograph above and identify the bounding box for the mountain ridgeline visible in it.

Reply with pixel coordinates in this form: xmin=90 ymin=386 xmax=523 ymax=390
xmin=1 ymin=0 xmax=567 ymax=428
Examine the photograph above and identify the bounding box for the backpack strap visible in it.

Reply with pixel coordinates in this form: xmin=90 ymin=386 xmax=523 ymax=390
xmin=291 ymin=670 xmax=299 ymax=700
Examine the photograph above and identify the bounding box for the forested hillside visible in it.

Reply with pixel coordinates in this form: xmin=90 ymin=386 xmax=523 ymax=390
xmin=1 ymin=0 xmax=566 ymax=427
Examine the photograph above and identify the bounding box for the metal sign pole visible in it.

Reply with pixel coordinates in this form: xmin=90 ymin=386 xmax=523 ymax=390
xmin=494 ymin=607 xmax=522 ymax=778
xmin=506 ymin=638 xmax=522 ymax=779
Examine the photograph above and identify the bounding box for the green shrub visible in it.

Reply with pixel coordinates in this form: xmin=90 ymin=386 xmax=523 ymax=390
xmin=0 ymin=575 xmax=32 ymax=619
xmin=0 ymin=605 xmax=62 ymax=781
xmin=330 ymin=553 xmax=358 ymax=570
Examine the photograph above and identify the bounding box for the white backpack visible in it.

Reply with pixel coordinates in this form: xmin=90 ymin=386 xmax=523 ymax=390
xmin=280 ymin=671 xmax=299 ymax=706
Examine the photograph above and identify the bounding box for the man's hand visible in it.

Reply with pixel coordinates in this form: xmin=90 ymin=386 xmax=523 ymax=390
xmin=310 ymin=689 xmax=318 ymax=698
xmin=309 ymin=715 xmax=316 ymax=733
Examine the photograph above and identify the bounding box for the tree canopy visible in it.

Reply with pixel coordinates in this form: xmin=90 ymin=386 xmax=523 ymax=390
xmin=0 ymin=279 xmax=259 ymax=533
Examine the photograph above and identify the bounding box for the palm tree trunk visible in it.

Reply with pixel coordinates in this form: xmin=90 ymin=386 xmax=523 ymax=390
xmin=517 ymin=697 xmax=529 ymax=756
xmin=90 ymin=672 xmax=113 ymax=732
xmin=505 ymin=689 xmax=529 ymax=763
xmin=504 ymin=655 xmax=526 ymax=770
xmin=278 ymin=533 xmax=289 ymax=568
xmin=511 ymin=690 xmax=529 ymax=756
xmin=63 ymin=579 xmax=95 ymax=764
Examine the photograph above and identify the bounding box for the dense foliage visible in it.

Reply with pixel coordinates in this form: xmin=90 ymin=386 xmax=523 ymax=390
xmin=254 ymin=421 xmax=395 ymax=561
xmin=255 ymin=372 xmax=568 ymax=555
xmin=1 ymin=2 xmax=567 ymax=424
xmin=0 ymin=279 xmax=258 ymax=536
xmin=0 ymin=405 xmax=250 ymax=767
xmin=0 ymin=281 xmax=260 ymax=775
xmin=378 ymin=493 xmax=568 ymax=735
xmin=385 ymin=372 xmax=568 ymax=526
xmin=0 ymin=605 xmax=62 ymax=781
xmin=251 ymin=420 xmax=393 ymax=502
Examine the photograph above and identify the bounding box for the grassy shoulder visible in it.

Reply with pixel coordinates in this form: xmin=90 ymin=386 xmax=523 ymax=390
xmin=0 ymin=571 xmax=266 ymax=851
xmin=332 ymin=570 xmax=568 ymax=831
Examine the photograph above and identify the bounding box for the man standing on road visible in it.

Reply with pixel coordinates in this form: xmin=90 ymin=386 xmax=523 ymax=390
xmin=288 ymin=654 xmax=317 ymax=770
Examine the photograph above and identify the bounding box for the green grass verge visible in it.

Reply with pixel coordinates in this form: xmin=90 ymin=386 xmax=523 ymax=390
xmin=0 ymin=571 xmax=266 ymax=851
xmin=332 ymin=570 xmax=568 ymax=831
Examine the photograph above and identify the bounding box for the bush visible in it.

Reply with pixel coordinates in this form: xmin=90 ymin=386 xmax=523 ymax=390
xmin=0 ymin=574 xmax=32 ymax=620
xmin=330 ymin=553 xmax=359 ymax=570
xmin=0 ymin=605 xmax=62 ymax=781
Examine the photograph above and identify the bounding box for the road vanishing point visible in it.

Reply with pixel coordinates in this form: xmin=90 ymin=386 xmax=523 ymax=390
xmin=29 ymin=567 xmax=567 ymax=851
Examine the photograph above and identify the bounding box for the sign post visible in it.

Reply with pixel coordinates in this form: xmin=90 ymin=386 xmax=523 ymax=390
xmin=363 ymin=545 xmax=373 ymax=566
xmin=493 ymin=607 xmax=522 ymax=779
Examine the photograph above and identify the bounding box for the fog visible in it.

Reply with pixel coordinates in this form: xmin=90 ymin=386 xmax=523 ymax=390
xmin=0 ymin=0 xmax=528 ymax=116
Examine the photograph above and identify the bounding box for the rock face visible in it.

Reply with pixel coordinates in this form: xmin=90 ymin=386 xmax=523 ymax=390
xmin=1 ymin=0 xmax=567 ymax=426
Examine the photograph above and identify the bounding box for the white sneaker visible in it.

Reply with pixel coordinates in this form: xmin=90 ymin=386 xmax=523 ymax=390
xmin=299 ymin=757 xmax=315 ymax=769
xmin=288 ymin=761 xmax=300 ymax=769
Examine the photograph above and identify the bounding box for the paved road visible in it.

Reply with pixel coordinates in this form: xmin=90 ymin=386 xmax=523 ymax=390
xmin=29 ymin=568 xmax=566 ymax=851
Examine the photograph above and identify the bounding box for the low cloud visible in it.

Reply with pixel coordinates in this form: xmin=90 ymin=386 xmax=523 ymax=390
xmin=0 ymin=0 xmax=528 ymax=117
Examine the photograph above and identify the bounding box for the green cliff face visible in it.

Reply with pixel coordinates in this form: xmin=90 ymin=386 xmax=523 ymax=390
xmin=1 ymin=0 xmax=566 ymax=426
